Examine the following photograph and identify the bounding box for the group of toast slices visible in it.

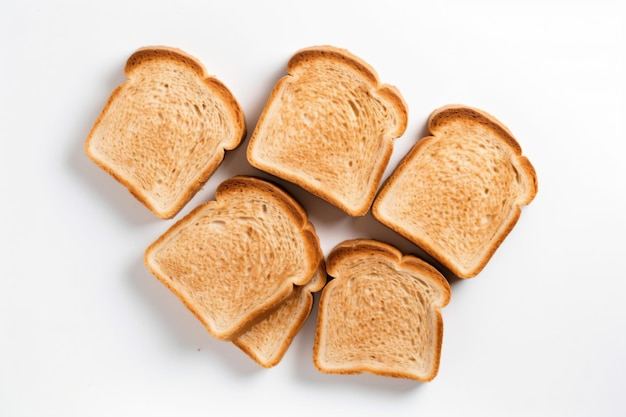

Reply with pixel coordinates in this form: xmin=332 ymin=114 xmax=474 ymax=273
xmin=85 ymin=45 xmax=537 ymax=382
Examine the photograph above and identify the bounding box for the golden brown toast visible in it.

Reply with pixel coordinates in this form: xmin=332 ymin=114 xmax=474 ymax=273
xmin=247 ymin=45 xmax=408 ymax=216
xmin=373 ymin=105 xmax=537 ymax=278
xmin=86 ymin=46 xmax=246 ymax=219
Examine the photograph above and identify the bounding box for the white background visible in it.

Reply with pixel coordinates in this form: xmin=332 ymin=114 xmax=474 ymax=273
xmin=1 ymin=1 xmax=625 ymax=416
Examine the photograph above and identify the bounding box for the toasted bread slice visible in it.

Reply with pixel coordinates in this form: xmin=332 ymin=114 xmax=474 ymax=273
xmin=247 ymin=45 xmax=408 ymax=216
xmin=85 ymin=46 xmax=246 ymax=219
xmin=144 ymin=176 xmax=324 ymax=341
xmin=313 ymin=239 xmax=451 ymax=381
xmin=233 ymin=262 xmax=327 ymax=368
xmin=373 ymin=105 xmax=538 ymax=278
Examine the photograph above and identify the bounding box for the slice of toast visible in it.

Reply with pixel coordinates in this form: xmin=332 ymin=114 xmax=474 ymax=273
xmin=313 ymin=239 xmax=451 ymax=381
xmin=233 ymin=262 xmax=326 ymax=368
xmin=247 ymin=45 xmax=408 ymax=216
xmin=144 ymin=176 xmax=324 ymax=341
xmin=373 ymin=105 xmax=538 ymax=278
xmin=85 ymin=46 xmax=246 ymax=219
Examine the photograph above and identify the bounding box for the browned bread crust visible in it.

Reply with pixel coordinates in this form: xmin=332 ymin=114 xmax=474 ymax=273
xmin=247 ymin=45 xmax=408 ymax=216
xmin=373 ymin=104 xmax=538 ymax=278
xmin=313 ymin=239 xmax=450 ymax=381
xmin=85 ymin=46 xmax=246 ymax=219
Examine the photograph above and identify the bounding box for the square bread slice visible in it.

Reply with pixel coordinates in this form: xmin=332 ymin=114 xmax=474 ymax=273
xmin=373 ymin=105 xmax=538 ymax=278
xmin=247 ymin=45 xmax=408 ymax=216
xmin=85 ymin=46 xmax=246 ymax=219
xmin=313 ymin=239 xmax=451 ymax=381
xmin=144 ymin=176 xmax=324 ymax=341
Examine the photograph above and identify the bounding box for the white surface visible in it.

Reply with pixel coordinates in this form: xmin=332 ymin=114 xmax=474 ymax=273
xmin=1 ymin=1 xmax=625 ymax=416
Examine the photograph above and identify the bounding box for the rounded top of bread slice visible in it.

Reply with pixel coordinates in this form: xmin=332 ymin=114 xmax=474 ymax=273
xmin=144 ymin=176 xmax=324 ymax=340
xmin=373 ymin=104 xmax=537 ymax=278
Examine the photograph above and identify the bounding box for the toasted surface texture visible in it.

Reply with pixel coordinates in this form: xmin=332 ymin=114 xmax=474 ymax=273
xmin=233 ymin=263 xmax=326 ymax=368
xmin=144 ymin=176 xmax=324 ymax=341
xmin=85 ymin=46 xmax=246 ymax=219
xmin=313 ymin=239 xmax=451 ymax=382
xmin=373 ymin=105 xmax=538 ymax=278
xmin=247 ymin=45 xmax=408 ymax=216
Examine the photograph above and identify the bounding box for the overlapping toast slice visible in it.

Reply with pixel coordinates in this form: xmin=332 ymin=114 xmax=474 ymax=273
xmin=373 ymin=105 xmax=538 ymax=278
xmin=86 ymin=46 xmax=246 ymax=219
xmin=247 ymin=45 xmax=408 ymax=216
xmin=233 ymin=263 xmax=326 ymax=368
xmin=313 ymin=239 xmax=451 ymax=381
xmin=144 ymin=176 xmax=324 ymax=341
